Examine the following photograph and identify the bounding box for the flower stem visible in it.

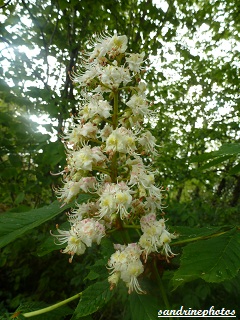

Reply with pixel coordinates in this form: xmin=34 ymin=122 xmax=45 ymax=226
xmin=111 ymin=90 xmax=119 ymax=183
xmin=112 ymin=90 xmax=119 ymax=130
xmin=123 ymin=223 xmax=141 ymax=229
xmin=22 ymin=292 xmax=82 ymax=318
xmin=153 ymin=260 xmax=174 ymax=320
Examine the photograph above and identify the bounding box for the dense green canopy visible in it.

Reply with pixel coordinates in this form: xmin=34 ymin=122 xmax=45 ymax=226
xmin=0 ymin=0 xmax=239 ymax=318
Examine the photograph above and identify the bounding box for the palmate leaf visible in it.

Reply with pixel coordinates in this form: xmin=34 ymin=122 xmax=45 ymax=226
xmin=172 ymin=228 xmax=240 ymax=289
xmin=0 ymin=194 xmax=93 ymax=249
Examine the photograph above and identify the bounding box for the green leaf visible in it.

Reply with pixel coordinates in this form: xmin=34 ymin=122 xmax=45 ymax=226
xmin=0 ymin=194 xmax=92 ymax=249
xmin=70 ymin=314 xmax=92 ymax=320
xmin=84 ymin=259 xmax=109 ymax=281
xmin=73 ymin=279 xmax=114 ymax=318
xmin=14 ymin=192 xmax=25 ymax=205
xmin=36 ymin=221 xmax=71 ymax=257
xmin=170 ymin=225 xmax=227 ymax=247
xmin=84 ymin=270 xmax=100 ymax=281
xmin=100 ymin=237 xmax=115 ymax=259
xmin=129 ymin=293 xmax=159 ymax=320
xmin=36 ymin=234 xmax=66 ymax=257
xmin=171 ymin=226 xmax=223 ymax=241
xmin=199 ymin=155 xmax=233 ymax=170
xmin=217 ymin=143 xmax=240 ymax=156
xmin=172 ymin=228 xmax=240 ymax=289
xmin=229 ymin=162 xmax=240 ymax=175
xmin=190 ymin=143 xmax=240 ymax=163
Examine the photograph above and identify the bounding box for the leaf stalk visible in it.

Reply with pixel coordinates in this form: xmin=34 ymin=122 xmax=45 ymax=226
xmin=21 ymin=292 xmax=82 ymax=318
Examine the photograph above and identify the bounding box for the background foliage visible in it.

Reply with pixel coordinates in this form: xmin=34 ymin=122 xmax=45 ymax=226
xmin=0 ymin=0 xmax=239 ymax=319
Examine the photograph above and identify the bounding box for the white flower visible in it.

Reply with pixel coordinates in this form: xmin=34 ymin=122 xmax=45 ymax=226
xmin=128 ymin=162 xmax=150 ymax=187
xmin=52 ymin=218 xmax=105 ymax=262
xmin=108 ymin=34 xmax=128 ymax=56
xmin=100 ymin=65 xmax=132 ymax=89
xmin=125 ymin=52 xmax=145 ymax=73
xmin=159 ymin=229 xmax=177 ymax=257
xmin=139 ymin=216 xmax=175 ymax=260
xmin=108 ymin=243 xmax=145 ymax=294
xmin=115 ymin=189 xmax=132 ymax=219
xmin=70 ymin=145 xmax=106 ymax=171
xmin=68 ymin=201 xmax=99 ymax=222
xmin=137 ymin=81 xmax=147 ymax=94
xmin=91 ymin=146 xmax=107 ymax=163
xmin=138 ymin=130 xmax=158 ymax=155
xmin=79 ymin=122 xmax=98 ymax=138
xmin=71 ymin=65 xmax=100 ymax=87
xmin=88 ymin=33 xmax=128 ymax=60
xmin=140 ymin=213 xmax=158 ymax=231
xmin=81 ymin=96 xmax=112 ymax=120
xmin=143 ymin=197 xmax=161 ymax=213
xmin=55 ymin=180 xmax=82 ymax=204
xmin=51 ymin=227 xmax=86 ymax=263
xmin=78 ymin=176 xmax=97 ymax=193
xmin=56 ymin=177 xmax=96 ymax=204
xmin=66 ymin=122 xmax=98 ymax=147
xmin=126 ymin=94 xmax=149 ymax=116
xmin=108 ymin=272 xmax=120 ymax=290
xmin=98 ymin=182 xmax=132 ymax=220
xmin=65 ymin=124 xmax=82 ymax=146
xmin=70 ymin=146 xmax=94 ymax=171
xmin=99 ymin=191 xmax=116 ymax=219
xmin=74 ymin=218 xmax=105 ymax=247
xmin=127 ymin=161 xmax=164 ymax=205
xmin=100 ymin=124 xmax=113 ymax=141
xmin=105 ymin=127 xmax=136 ymax=154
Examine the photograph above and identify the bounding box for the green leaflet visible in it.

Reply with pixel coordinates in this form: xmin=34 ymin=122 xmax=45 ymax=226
xmin=129 ymin=293 xmax=159 ymax=320
xmin=37 ymin=221 xmax=70 ymax=257
xmin=171 ymin=228 xmax=240 ymax=289
xmin=170 ymin=225 xmax=224 ymax=243
xmin=189 ymin=143 xmax=240 ymax=170
xmin=190 ymin=143 xmax=240 ymax=163
xmin=36 ymin=232 xmax=66 ymax=257
xmin=73 ymin=279 xmax=114 ymax=318
xmin=229 ymin=162 xmax=240 ymax=174
xmin=82 ymin=258 xmax=109 ymax=283
xmin=0 ymin=194 xmax=93 ymax=249
xmin=70 ymin=316 xmax=92 ymax=320
xmin=199 ymin=155 xmax=233 ymax=170
xmin=189 ymin=143 xmax=240 ymax=171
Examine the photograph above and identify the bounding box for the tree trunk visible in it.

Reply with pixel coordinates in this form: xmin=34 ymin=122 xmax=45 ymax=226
xmin=230 ymin=176 xmax=240 ymax=207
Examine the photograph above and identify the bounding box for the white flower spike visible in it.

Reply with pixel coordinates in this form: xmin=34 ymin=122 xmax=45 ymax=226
xmin=52 ymin=33 xmax=176 ymax=294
